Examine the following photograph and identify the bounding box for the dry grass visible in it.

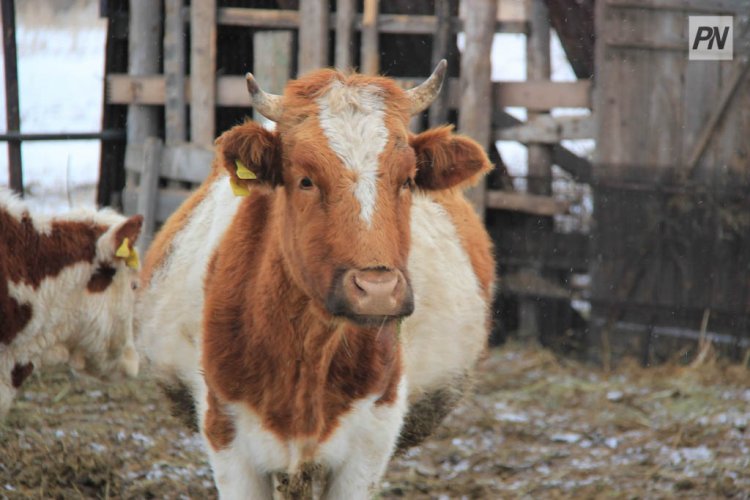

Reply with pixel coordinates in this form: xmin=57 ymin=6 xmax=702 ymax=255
xmin=1 ymin=343 xmax=749 ymax=499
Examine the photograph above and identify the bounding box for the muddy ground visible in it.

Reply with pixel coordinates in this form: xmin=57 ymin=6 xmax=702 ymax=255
xmin=1 ymin=343 xmax=749 ymax=499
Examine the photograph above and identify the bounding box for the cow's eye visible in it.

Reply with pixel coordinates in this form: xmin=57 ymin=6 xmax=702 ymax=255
xmin=299 ymin=177 xmax=314 ymax=190
xmin=402 ymin=178 xmax=414 ymax=191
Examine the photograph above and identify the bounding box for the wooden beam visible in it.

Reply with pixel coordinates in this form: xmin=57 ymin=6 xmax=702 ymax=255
xmin=361 ymin=0 xmax=379 ymax=74
xmin=123 ymin=187 xmax=190 ymax=225
xmin=495 ymin=81 xmax=591 ymax=110
xmin=298 ymin=0 xmax=328 ymax=75
xmin=334 ymin=0 xmax=355 ymax=70
xmin=125 ymin=143 xmax=213 ymax=185
xmin=458 ymin=0 xmax=497 ymax=217
xmin=136 ymin=138 xmax=162 ymax=251
xmin=253 ymin=31 xmax=292 ymax=126
xmin=2 ymin=0 xmax=22 ymax=195
xmin=495 ymin=115 xmax=593 ymax=142
xmin=164 ymin=0 xmax=186 ymax=146
xmin=214 ymin=7 xmax=528 ymax=34
xmin=190 ymin=0 xmax=216 ymax=147
xmin=606 ymin=0 xmax=747 ymax=15
xmin=429 ymin=0 xmax=453 ymax=127
xmin=486 ymin=190 xmax=571 ymax=216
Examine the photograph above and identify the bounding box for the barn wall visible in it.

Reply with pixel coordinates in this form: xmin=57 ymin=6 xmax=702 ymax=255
xmin=591 ymin=0 xmax=750 ymax=366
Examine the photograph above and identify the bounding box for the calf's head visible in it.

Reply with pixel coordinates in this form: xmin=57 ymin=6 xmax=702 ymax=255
xmin=218 ymin=62 xmax=491 ymax=325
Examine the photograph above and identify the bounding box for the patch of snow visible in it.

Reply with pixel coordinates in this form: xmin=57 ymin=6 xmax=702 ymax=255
xmin=605 ymin=437 xmax=619 ymax=449
xmin=551 ymin=432 xmax=581 ymax=444
xmin=90 ymin=442 xmax=107 ymax=453
xmin=668 ymin=446 xmax=714 ymax=465
xmin=606 ymin=390 xmax=624 ymax=402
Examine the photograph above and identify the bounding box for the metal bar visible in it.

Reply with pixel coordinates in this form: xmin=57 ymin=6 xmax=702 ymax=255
xmin=0 ymin=130 xmax=126 ymax=142
xmin=1 ymin=0 xmax=22 ymax=195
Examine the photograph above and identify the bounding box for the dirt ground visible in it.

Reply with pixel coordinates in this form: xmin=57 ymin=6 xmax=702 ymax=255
xmin=1 ymin=343 xmax=748 ymax=499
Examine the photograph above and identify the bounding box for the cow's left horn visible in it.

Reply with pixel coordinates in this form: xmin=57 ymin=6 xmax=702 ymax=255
xmin=405 ymin=59 xmax=447 ymax=115
xmin=246 ymin=73 xmax=284 ymax=122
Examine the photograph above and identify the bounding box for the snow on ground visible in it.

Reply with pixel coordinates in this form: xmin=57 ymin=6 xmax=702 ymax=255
xmin=0 ymin=8 xmax=106 ymax=214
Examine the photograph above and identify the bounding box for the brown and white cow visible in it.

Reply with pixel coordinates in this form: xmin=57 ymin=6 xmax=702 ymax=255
xmin=137 ymin=61 xmax=495 ymax=498
xmin=0 ymin=189 xmax=142 ymax=418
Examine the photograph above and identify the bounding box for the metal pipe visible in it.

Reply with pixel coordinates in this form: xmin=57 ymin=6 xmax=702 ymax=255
xmin=1 ymin=0 xmax=21 ymax=195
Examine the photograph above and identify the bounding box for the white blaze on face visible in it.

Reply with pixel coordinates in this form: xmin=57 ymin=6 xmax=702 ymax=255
xmin=317 ymin=82 xmax=388 ymax=228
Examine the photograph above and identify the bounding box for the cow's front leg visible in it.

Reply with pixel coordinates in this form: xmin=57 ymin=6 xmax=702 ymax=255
xmin=323 ymin=381 xmax=408 ymax=499
xmin=208 ymin=445 xmax=274 ymax=500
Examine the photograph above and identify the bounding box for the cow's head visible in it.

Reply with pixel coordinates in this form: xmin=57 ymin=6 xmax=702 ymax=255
xmin=217 ymin=62 xmax=491 ymax=325
xmin=64 ymin=212 xmax=143 ymax=380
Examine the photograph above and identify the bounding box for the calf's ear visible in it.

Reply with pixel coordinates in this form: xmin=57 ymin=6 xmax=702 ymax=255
xmin=410 ymin=126 xmax=492 ymax=191
xmin=99 ymin=215 xmax=143 ymax=269
xmin=215 ymin=120 xmax=283 ymax=195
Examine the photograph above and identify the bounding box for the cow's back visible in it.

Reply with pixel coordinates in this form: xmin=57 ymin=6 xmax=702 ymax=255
xmin=137 ymin=170 xmax=242 ymax=394
xmin=400 ymin=190 xmax=494 ymax=427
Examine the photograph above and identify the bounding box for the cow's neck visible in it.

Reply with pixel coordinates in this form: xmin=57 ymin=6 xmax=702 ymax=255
xmin=203 ymin=195 xmax=402 ymax=441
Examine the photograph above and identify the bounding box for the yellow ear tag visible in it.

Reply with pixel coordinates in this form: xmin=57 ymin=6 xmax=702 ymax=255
xmin=115 ymin=238 xmax=131 ymax=259
xmin=230 ymin=177 xmax=251 ymax=197
xmin=126 ymin=248 xmax=140 ymax=270
xmin=235 ymin=160 xmax=257 ymax=180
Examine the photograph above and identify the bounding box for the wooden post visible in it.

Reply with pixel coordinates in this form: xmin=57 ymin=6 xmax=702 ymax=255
xmin=127 ymin=0 xmax=161 ymax=190
xmin=519 ymin=0 xmax=553 ymax=343
xmin=335 ymin=0 xmax=355 ymax=70
xmin=458 ymin=0 xmax=497 ymax=217
xmin=361 ymin=0 xmax=379 ymax=75
xmin=298 ymin=0 xmax=328 ymax=75
xmin=164 ymin=0 xmax=186 ymax=146
xmin=1 ymin=0 xmax=21 ymax=196
xmin=429 ymin=0 xmax=452 ymax=127
xmin=253 ymin=31 xmax=293 ymax=127
xmin=136 ymin=137 xmax=162 ymax=252
xmin=190 ymin=0 xmax=216 ymax=147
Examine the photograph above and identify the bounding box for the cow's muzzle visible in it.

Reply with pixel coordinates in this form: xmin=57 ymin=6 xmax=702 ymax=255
xmin=326 ymin=267 xmax=414 ymax=324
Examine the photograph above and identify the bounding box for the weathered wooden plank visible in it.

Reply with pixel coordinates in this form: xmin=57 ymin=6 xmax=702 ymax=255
xmin=298 ymin=0 xmax=328 ymax=75
xmin=253 ymin=31 xmax=293 ymax=125
xmin=190 ymin=0 xmax=216 ymax=147
xmin=164 ymin=0 xmax=186 ymax=146
xmin=485 ymin=190 xmax=571 ymax=216
xmin=458 ymin=0 xmax=497 ymax=217
xmin=123 ymin=187 xmax=191 ymax=225
xmin=606 ymin=0 xmax=748 ymax=15
xmin=495 ymin=81 xmax=591 ymax=110
xmin=429 ymin=0 xmax=453 ymax=127
xmin=214 ymin=7 xmax=528 ymax=34
xmin=136 ymin=138 xmax=162 ymax=251
xmin=126 ymin=0 xmax=161 ymax=193
xmin=361 ymin=0 xmax=379 ymax=74
xmin=108 ymin=75 xmax=593 ymax=110
xmin=495 ymin=115 xmax=593 ymax=142
xmin=334 ymin=0 xmax=355 ymax=70
xmin=125 ymin=143 xmax=213 ymax=185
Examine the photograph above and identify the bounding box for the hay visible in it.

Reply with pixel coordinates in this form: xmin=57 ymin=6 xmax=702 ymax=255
xmin=1 ymin=344 xmax=748 ymax=498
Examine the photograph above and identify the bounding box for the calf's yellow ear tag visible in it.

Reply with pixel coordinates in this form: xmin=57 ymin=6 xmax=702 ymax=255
xmin=126 ymin=248 xmax=140 ymax=270
xmin=235 ymin=160 xmax=257 ymax=180
xmin=115 ymin=238 xmax=131 ymax=258
xmin=230 ymin=177 xmax=251 ymax=197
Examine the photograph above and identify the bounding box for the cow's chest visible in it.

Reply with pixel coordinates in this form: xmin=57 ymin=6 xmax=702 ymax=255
xmin=224 ymin=376 xmax=407 ymax=474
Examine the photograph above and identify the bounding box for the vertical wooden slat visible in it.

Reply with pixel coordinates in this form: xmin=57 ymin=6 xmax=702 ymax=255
xmin=164 ymin=0 xmax=186 ymax=146
xmin=298 ymin=0 xmax=328 ymax=75
xmin=1 ymin=0 xmax=21 ymax=196
xmin=429 ymin=0 xmax=452 ymax=127
xmin=335 ymin=0 xmax=355 ymax=70
xmin=458 ymin=0 xmax=497 ymax=216
xmin=253 ymin=31 xmax=293 ymax=126
xmin=136 ymin=137 xmax=162 ymax=252
xmin=361 ymin=0 xmax=379 ymax=75
xmin=190 ymin=0 xmax=216 ymax=147
xmin=518 ymin=0 xmax=553 ymax=344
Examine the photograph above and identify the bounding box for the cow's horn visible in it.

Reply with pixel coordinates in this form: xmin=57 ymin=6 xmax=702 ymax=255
xmin=406 ymin=59 xmax=447 ymax=115
xmin=245 ymin=73 xmax=284 ymax=122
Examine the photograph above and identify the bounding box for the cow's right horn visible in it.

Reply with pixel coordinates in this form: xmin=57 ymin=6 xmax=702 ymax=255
xmin=405 ymin=59 xmax=448 ymax=115
xmin=246 ymin=73 xmax=284 ymax=122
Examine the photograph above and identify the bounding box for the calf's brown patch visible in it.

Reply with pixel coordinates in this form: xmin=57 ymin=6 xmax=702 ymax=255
xmin=11 ymin=362 xmax=34 ymax=388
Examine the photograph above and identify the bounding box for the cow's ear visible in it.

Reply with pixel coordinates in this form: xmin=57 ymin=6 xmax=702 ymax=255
xmin=215 ymin=120 xmax=283 ymax=194
xmin=410 ymin=126 xmax=492 ymax=191
xmin=98 ymin=215 xmax=143 ymax=269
